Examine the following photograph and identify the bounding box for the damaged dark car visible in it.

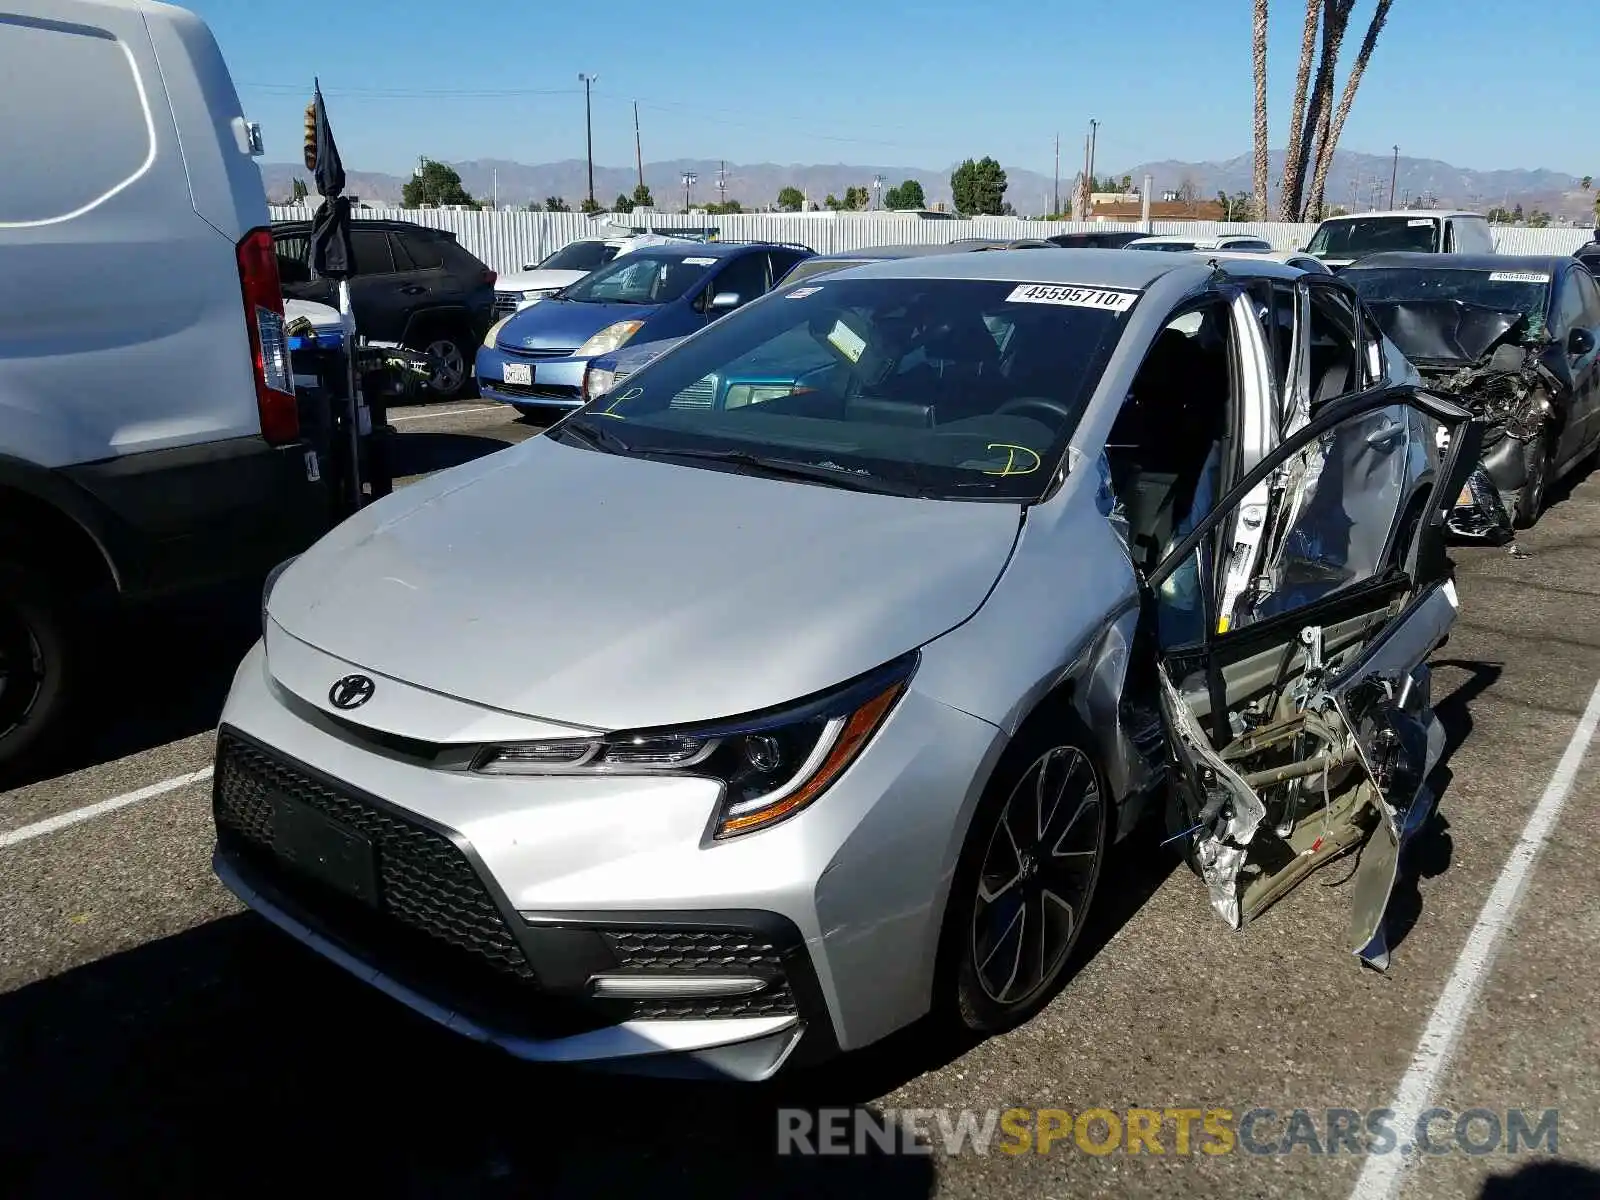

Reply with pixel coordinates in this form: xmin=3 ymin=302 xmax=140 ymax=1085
xmin=1346 ymin=254 xmax=1600 ymax=537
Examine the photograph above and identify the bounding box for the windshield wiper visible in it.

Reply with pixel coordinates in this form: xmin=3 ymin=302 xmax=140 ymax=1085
xmin=644 ymin=447 xmax=923 ymax=496
xmin=553 ymin=417 xmax=632 ymax=454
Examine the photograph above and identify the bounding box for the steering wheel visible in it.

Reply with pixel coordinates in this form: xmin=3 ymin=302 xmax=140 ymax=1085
xmin=995 ymin=396 xmax=1075 ymax=425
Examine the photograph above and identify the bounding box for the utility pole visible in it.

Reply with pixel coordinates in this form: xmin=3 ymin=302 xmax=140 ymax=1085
xmin=633 ymin=101 xmax=644 ymax=193
xmin=492 ymin=167 xmax=498 ymax=211
xmin=1388 ymin=144 xmax=1399 ymax=209
xmin=1053 ymin=133 xmax=1060 ymax=217
xmin=716 ymin=161 xmax=727 ymax=209
xmin=1088 ymin=118 xmax=1100 ymax=198
xmin=1081 ymin=131 xmax=1091 ymax=218
xmin=578 ymin=73 xmax=598 ymax=208
xmin=682 ymin=170 xmax=697 ymax=212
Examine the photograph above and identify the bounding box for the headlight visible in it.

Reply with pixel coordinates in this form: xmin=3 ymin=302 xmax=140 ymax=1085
xmin=471 ymin=653 xmax=916 ymax=839
xmin=483 ymin=314 xmax=513 ymax=348
xmin=577 ymin=320 xmax=645 ymax=359
xmin=583 ymin=365 xmax=617 ymax=401
xmin=261 ymin=555 xmax=299 ymax=634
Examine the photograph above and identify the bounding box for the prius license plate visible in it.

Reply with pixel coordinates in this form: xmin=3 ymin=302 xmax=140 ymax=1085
xmin=502 ymin=363 xmax=532 ymax=385
xmin=272 ymin=796 xmax=379 ymax=906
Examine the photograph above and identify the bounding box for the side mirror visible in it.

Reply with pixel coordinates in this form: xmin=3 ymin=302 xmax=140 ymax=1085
xmin=709 ymin=291 xmax=741 ymax=312
xmin=1568 ymin=327 xmax=1596 ymax=356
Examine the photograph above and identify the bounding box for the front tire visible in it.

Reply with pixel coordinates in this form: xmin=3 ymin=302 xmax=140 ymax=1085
xmin=939 ymin=714 xmax=1110 ymax=1035
xmin=1512 ymin=430 xmax=1554 ymax=529
xmin=0 ymin=565 xmax=75 ymax=774
xmin=412 ymin=329 xmax=472 ymax=400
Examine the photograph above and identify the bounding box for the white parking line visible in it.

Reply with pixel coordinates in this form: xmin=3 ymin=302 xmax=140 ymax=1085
xmin=0 ymin=767 xmax=214 ymax=849
xmin=389 ymin=405 xmax=502 ymax=423
xmin=1349 ymin=675 xmax=1600 ymax=1200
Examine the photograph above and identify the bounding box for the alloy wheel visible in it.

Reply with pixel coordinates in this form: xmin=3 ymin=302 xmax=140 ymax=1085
xmin=971 ymin=745 xmax=1104 ymax=1007
xmin=424 ymin=337 xmax=466 ymax=393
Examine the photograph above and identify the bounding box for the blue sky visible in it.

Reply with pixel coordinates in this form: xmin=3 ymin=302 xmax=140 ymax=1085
xmin=193 ymin=0 xmax=1596 ymax=177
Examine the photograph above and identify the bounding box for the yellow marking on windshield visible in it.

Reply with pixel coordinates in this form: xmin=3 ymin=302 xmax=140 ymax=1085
xmin=981 ymin=443 xmax=1042 ymax=476
xmin=595 ymin=386 xmax=643 ymax=419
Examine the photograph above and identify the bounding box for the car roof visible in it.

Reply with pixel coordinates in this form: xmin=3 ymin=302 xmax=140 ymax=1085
xmin=836 ymin=246 xmax=1304 ymax=286
xmin=809 ymin=242 xmax=1003 ymax=261
xmin=1317 ymin=210 xmax=1484 ymax=222
xmin=1344 ymin=252 xmax=1569 ymax=273
xmin=272 ymin=217 xmax=452 ymax=238
xmin=615 ymin=240 xmax=772 ymax=259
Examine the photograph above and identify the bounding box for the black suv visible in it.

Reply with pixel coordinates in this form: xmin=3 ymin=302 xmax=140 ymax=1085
xmin=273 ymin=219 xmax=497 ymax=399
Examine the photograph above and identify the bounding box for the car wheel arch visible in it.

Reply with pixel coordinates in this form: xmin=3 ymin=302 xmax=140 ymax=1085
xmin=0 ymin=462 xmax=122 ymax=595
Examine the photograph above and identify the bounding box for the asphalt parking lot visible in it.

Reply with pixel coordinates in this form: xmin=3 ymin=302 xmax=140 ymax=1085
xmin=3 ymin=400 xmax=1599 ymax=1199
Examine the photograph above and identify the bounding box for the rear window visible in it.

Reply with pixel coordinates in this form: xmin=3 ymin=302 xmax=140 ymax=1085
xmin=539 ymin=241 xmax=614 ymax=271
xmin=0 ymin=16 xmax=154 ymax=224
xmin=1307 ymin=217 xmax=1441 ymax=258
xmin=397 ymin=233 xmax=445 ymax=270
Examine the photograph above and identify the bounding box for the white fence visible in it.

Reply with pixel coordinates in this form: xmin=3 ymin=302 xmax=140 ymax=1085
xmin=268 ymin=206 xmax=1594 ymax=274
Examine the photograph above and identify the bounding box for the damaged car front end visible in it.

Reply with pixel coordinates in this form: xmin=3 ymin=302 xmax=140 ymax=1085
xmin=1347 ymin=256 xmax=1596 ymax=537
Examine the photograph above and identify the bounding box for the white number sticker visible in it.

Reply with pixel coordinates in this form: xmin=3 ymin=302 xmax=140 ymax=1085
xmin=827 ymin=319 xmax=867 ymax=362
xmin=684 ymin=256 xmax=717 ymax=266
xmin=1006 ymin=283 xmax=1138 ymax=311
xmin=1489 ymin=271 xmax=1550 ymax=284
xmin=1408 ymin=218 xmax=1434 ymax=227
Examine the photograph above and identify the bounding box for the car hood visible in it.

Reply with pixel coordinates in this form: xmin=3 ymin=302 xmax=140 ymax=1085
xmin=1365 ymin=299 xmax=1529 ymax=366
xmin=497 ymin=298 xmax=662 ymax=352
xmin=600 ymin=335 xmax=688 ymax=376
xmin=497 ymin=268 xmax=589 ymax=293
xmin=267 ymin=437 xmax=1024 ymax=731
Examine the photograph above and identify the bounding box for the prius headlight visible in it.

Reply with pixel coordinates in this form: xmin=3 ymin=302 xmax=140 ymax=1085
xmin=261 ymin=555 xmax=298 ymax=634
xmin=472 ymin=653 xmax=916 ymax=839
xmin=577 ymin=320 xmax=645 ymax=358
xmin=483 ymin=314 xmax=514 ymax=348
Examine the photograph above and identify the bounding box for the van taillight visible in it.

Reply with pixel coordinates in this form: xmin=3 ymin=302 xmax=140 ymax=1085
xmin=235 ymin=227 xmax=298 ymax=445
xmin=482 ymin=268 xmax=498 ymax=287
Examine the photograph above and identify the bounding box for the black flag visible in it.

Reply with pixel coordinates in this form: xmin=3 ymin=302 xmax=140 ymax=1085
xmin=306 ymin=79 xmax=353 ymax=279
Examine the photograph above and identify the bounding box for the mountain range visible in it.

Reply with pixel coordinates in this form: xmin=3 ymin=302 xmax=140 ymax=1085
xmin=261 ymin=151 xmax=1596 ymax=222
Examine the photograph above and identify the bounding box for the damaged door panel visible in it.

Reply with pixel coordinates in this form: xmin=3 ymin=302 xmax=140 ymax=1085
xmin=1144 ymin=385 xmax=1475 ymax=965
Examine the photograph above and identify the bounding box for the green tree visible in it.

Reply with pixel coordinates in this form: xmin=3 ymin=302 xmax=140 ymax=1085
xmin=883 ymin=178 xmax=926 ymax=210
xmin=776 ymin=186 xmax=805 ymax=212
xmin=1487 ymin=206 xmax=1513 ymax=223
xmin=401 ymin=158 xmax=474 ymax=208
xmin=1529 ymin=209 xmax=1552 ymax=228
xmin=1512 ymin=203 xmax=1525 ymax=223
xmin=842 ymin=185 xmax=870 ymax=211
xmin=614 ymin=193 xmax=635 ymax=214
xmin=580 ymin=197 xmax=602 ymax=214
xmin=632 ymin=182 xmax=655 ymax=209
xmin=950 ymin=157 xmax=1007 ymax=216
xmin=526 ymin=199 xmax=544 ymax=212
xmin=706 ymin=199 xmax=743 ymax=214
xmin=823 ymin=193 xmax=843 ymax=211
xmin=545 ymin=196 xmax=571 ymax=213
xmin=290 ymin=177 xmax=309 ymax=202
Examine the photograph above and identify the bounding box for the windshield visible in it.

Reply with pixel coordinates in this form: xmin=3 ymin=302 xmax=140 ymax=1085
xmin=779 ymin=257 xmax=872 ymax=285
xmin=1307 ymin=217 xmax=1440 ymax=257
xmin=558 ymin=252 xmax=716 ymax=305
xmin=551 ymin=276 xmax=1137 ymax=502
xmin=1131 ymin=241 xmax=1197 ymax=252
xmin=537 ymin=241 xmax=617 ymax=272
xmin=1345 ymin=268 xmax=1550 ymax=327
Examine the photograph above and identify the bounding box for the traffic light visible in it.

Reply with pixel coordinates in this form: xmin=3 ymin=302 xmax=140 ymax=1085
xmin=303 ymin=101 xmax=317 ymax=172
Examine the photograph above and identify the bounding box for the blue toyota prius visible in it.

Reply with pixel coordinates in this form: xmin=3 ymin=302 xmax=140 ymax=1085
xmin=475 ymin=240 xmax=814 ymax=415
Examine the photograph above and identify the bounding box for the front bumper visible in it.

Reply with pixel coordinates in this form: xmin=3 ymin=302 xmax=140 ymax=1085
xmin=212 ymin=637 xmax=1004 ymax=1078
xmin=474 ymin=344 xmax=590 ymax=410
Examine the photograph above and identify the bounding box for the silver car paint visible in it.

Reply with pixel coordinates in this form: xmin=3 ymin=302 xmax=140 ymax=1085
xmin=227 ymin=250 xmax=1447 ymax=1075
xmin=268 ymin=434 xmax=1024 ymax=732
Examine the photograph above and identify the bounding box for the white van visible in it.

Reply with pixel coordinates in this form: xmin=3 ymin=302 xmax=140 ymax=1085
xmin=1303 ymin=210 xmax=1496 ymax=271
xmin=0 ymin=0 xmax=327 ymax=769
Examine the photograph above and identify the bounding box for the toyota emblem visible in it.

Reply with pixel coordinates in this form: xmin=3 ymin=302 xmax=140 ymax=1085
xmin=328 ymin=674 xmax=376 ymax=710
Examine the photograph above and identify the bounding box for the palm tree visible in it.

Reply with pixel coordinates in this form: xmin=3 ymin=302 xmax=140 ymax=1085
xmin=1294 ymin=0 xmax=1355 ymax=220
xmin=1277 ymin=0 xmax=1322 ymax=220
xmin=1306 ymin=0 xmax=1394 ymax=219
xmin=1251 ymin=0 xmax=1271 ymax=219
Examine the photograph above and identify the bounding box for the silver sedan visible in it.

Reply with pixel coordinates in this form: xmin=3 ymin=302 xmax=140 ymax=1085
xmin=216 ymin=251 xmax=1478 ymax=1081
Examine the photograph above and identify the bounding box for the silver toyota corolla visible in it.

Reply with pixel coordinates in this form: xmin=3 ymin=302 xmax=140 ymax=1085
xmin=215 ymin=251 xmax=1480 ymax=1081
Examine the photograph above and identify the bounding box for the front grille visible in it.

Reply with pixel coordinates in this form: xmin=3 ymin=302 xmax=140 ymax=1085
xmin=501 ymin=345 xmax=576 ymax=360
xmin=489 ymin=379 xmax=580 ymax=401
xmin=668 ymin=375 xmax=716 ymax=410
xmin=214 ymin=733 xmax=536 ymax=984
